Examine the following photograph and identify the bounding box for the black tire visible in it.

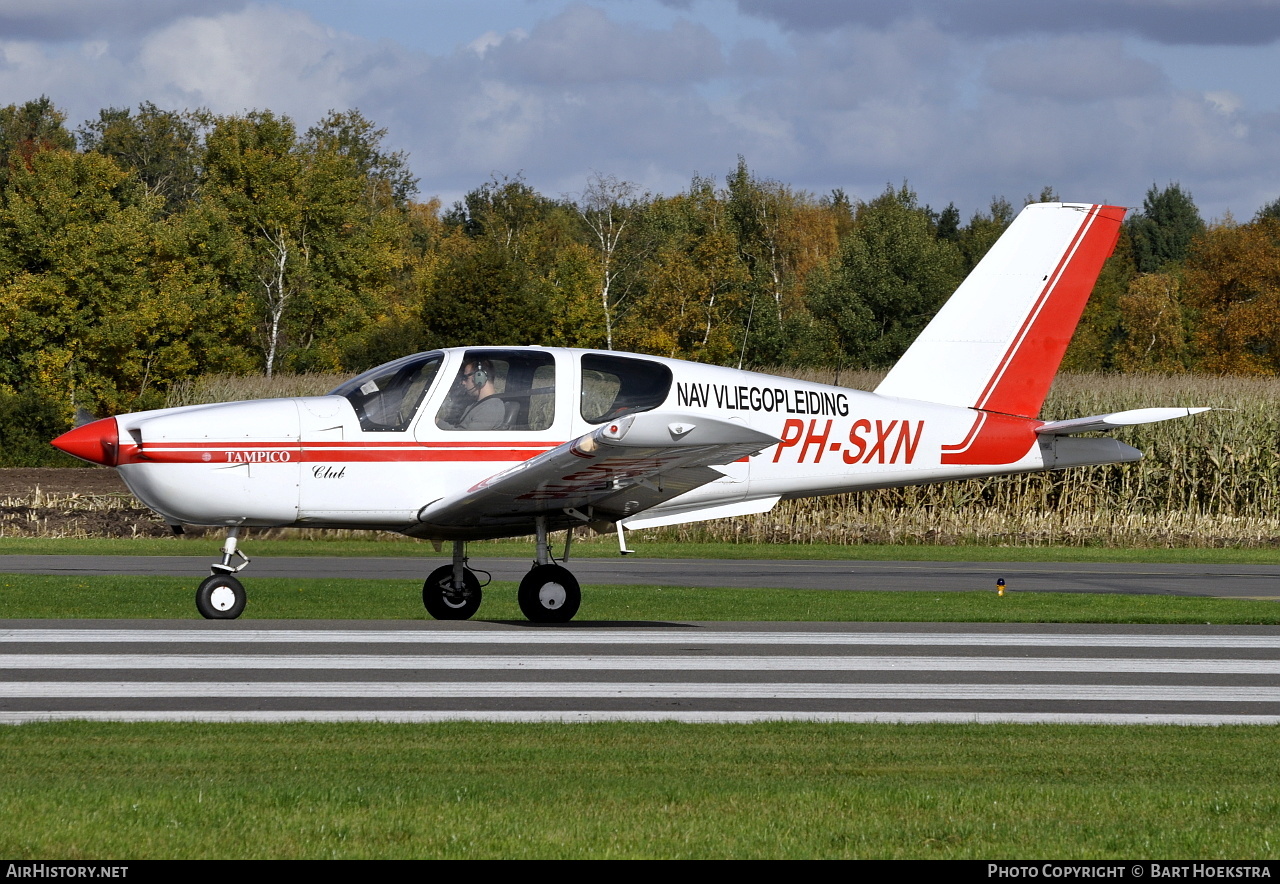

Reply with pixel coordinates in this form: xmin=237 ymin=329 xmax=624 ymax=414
xmin=196 ymin=574 xmax=247 ymax=620
xmin=518 ymin=564 xmax=581 ymax=623
xmin=423 ymin=565 xmax=482 ymax=620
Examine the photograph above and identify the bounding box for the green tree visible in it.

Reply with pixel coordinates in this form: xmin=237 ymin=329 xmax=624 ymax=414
xmin=418 ymin=232 xmax=546 ymax=347
xmin=808 ymin=184 xmax=964 ymax=367
xmin=0 ymin=148 xmax=244 ymax=422
xmin=304 ymin=109 xmax=419 ymax=206
xmin=1061 ymin=228 xmax=1138 ymax=372
xmin=957 ymin=196 xmax=1014 ymax=273
xmin=1128 ymin=183 xmax=1205 ymax=273
xmin=77 ymin=102 xmax=206 ymax=214
xmin=1254 ymin=196 xmax=1280 ymax=223
xmin=200 ymin=110 xmax=408 ymax=374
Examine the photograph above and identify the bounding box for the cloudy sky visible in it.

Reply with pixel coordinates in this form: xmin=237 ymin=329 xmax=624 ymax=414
xmin=2 ymin=0 xmax=1278 ymax=220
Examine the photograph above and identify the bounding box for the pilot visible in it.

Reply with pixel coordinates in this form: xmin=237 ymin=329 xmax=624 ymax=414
xmin=444 ymin=359 xmax=507 ymax=430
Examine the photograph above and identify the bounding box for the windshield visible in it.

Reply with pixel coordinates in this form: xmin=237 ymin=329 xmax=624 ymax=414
xmin=329 ymin=352 xmax=443 ymax=432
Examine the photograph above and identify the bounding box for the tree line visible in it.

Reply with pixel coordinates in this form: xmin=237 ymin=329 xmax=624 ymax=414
xmin=1 ymin=96 xmax=1277 ymax=465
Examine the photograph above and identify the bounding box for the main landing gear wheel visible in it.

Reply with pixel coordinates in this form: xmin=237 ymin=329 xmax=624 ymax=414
xmin=196 ymin=574 xmax=247 ymax=620
xmin=423 ymin=565 xmax=482 ymax=620
xmin=518 ymin=564 xmax=581 ymax=623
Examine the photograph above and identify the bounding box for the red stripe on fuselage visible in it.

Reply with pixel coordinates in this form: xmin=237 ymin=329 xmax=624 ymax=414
xmin=115 ymin=440 xmax=561 ymax=466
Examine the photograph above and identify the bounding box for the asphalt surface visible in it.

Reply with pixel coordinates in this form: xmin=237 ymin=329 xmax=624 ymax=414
xmin=5 ymin=555 xmax=1278 ymax=724
xmin=5 ymin=554 xmax=1280 ymax=599
xmin=2 ymin=619 xmax=1278 ymax=725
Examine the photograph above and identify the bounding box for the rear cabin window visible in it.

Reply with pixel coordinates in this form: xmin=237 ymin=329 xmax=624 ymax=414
xmin=580 ymin=354 xmax=672 ymax=424
xmin=435 ymin=350 xmax=556 ymax=431
xmin=329 ymin=352 xmax=443 ymax=432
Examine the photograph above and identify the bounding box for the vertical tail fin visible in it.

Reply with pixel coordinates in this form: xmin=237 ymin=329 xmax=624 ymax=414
xmin=875 ymin=202 xmax=1125 ymax=419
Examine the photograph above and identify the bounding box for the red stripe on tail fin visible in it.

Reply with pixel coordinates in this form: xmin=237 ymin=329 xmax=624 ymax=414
xmin=975 ymin=204 xmax=1126 ymax=418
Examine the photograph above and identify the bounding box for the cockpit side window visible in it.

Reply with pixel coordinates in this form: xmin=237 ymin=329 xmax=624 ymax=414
xmin=580 ymin=354 xmax=672 ymax=423
xmin=329 ymin=352 xmax=443 ymax=432
xmin=436 ymin=350 xmax=556 ymax=432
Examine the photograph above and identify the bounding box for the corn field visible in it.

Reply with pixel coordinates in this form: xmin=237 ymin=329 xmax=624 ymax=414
xmin=662 ymin=369 xmax=1280 ymax=548
xmin=23 ymin=369 xmax=1280 ymax=549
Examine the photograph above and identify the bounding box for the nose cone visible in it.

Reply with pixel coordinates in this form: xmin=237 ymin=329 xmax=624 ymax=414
xmin=51 ymin=418 xmax=120 ymax=466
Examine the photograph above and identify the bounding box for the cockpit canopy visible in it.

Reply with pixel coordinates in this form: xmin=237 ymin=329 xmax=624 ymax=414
xmin=330 ymin=349 xmax=674 ymax=434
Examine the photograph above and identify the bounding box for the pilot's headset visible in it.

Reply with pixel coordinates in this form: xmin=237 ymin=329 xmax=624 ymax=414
xmin=469 ymin=362 xmax=489 ymax=388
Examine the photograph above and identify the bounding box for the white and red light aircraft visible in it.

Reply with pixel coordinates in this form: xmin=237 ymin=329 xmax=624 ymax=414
xmin=53 ymin=202 xmax=1205 ymax=622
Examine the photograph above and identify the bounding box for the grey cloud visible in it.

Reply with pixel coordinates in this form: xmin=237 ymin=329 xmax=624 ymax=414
xmin=0 ymin=0 xmax=246 ymax=41
xmin=733 ymin=0 xmax=1280 ymax=46
xmin=983 ymin=39 xmax=1168 ymax=102
xmin=4 ymin=0 xmax=1275 ymax=222
xmin=489 ymin=4 xmax=724 ymax=86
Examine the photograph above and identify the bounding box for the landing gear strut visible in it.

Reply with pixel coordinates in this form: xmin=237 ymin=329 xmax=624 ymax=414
xmin=196 ymin=528 xmax=250 ymax=619
xmin=422 ymin=541 xmax=482 ymax=620
xmin=517 ymin=517 xmax=582 ymax=623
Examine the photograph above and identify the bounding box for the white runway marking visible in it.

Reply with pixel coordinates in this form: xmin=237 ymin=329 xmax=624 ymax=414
xmin=9 ymin=682 xmax=1280 ymax=701
xmin=6 ymin=625 xmax=1279 ymax=725
xmin=2 ymin=711 xmax=1279 ymax=726
xmin=5 ymin=628 xmax=1280 ymax=649
xmin=4 ymin=653 xmax=1280 ymax=674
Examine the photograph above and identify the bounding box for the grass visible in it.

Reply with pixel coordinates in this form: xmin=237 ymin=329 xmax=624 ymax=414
xmin=3 ymin=573 xmax=1279 ymax=623
xmin=1 ymin=721 xmax=1278 ymax=859
xmin=6 ymin=534 xmax=1280 ymax=563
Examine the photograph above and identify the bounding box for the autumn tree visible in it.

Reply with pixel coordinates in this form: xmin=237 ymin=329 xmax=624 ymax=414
xmin=616 ymin=175 xmax=751 ymax=362
xmin=1114 ymin=272 xmax=1189 ymax=371
xmin=1183 ymin=218 xmax=1280 ymax=374
xmin=0 ymin=97 xmax=75 ymax=188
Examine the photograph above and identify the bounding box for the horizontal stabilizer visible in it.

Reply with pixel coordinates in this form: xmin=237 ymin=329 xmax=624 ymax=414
xmin=1036 ymin=407 xmax=1209 ymax=436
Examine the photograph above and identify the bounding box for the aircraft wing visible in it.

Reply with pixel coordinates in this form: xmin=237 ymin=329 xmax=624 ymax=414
xmin=411 ymin=412 xmax=779 ymax=536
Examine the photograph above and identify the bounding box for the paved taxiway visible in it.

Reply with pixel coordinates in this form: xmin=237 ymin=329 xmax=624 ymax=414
xmin=6 ymin=555 xmax=1280 ymax=599
xmin=2 ymin=620 xmax=1279 ymax=725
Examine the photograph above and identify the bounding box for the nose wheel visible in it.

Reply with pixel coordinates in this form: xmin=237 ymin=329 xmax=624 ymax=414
xmin=196 ymin=529 xmax=250 ymax=620
xmin=196 ymin=574 xmax=247 ymax=619
xmin=518 ymin=564 xmax=581 ymax=623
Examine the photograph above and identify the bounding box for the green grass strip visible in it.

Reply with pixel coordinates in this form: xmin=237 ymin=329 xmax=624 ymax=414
xmin=5 ymin=534 xmax=1280 ymax=563
xmin=2 ymin=573 xmax=1278 ymax=623
xmin=1 ymin=721 xmax=1278 ymax=859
